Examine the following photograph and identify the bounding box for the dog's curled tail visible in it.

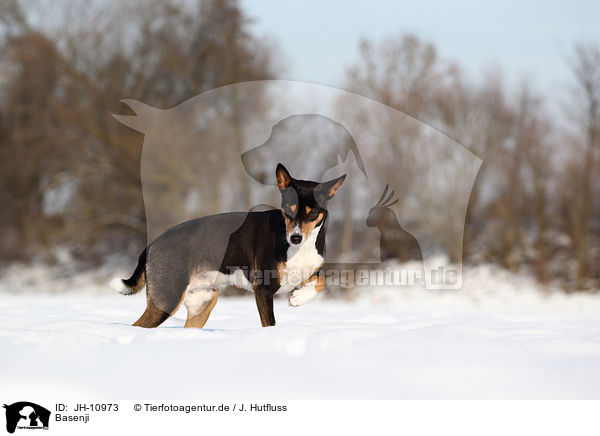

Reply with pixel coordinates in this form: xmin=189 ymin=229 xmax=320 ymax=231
xmin=119 ymin=248 xmax=147 ymax=295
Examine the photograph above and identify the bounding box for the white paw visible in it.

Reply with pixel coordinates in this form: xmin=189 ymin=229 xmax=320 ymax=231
xmin=289 ymin=284 xmax=318 ymax=307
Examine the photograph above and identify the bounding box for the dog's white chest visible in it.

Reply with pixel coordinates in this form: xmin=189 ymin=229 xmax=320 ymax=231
xmin=277 ymin=227 xmax=324 ymax=293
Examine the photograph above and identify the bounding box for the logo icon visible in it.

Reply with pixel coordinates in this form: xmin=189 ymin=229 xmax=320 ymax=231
xmin=3 ymin=402 xmax=50 ymax=434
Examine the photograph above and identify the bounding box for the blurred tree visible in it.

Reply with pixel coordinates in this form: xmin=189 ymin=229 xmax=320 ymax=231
xmin=343 ymin=33 xmax=566 ymax=285
xmin=562 ymin=43 xmax=600 ymax=288
xmin=0 ymin=0 xmax=276 ymax=263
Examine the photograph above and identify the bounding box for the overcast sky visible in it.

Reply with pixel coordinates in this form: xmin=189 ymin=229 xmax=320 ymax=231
xmin=242 ymin=0 xmax=600 ymax=101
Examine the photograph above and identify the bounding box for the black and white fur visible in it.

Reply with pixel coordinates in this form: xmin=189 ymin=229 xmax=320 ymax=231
xmin=119 ymin=164 xmax=345 ymax=328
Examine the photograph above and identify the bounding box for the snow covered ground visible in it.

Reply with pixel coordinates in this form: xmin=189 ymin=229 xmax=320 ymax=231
xmin=1 ymin=262 xmax=600 ymax=399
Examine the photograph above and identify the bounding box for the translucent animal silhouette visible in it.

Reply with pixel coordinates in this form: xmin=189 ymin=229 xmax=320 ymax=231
xmin=366 ymin=184 xmax=423 ymax=263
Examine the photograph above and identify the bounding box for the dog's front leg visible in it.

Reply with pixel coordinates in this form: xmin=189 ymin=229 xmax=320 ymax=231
xmin=254 ymin=287 xmax=276 ymax=327
xmin=289 ymin=274 xmax=325 ymax=307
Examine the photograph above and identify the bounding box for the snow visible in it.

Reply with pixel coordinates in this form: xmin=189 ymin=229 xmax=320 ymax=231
xmin=1 ymin=262 xmax=600 ymax=399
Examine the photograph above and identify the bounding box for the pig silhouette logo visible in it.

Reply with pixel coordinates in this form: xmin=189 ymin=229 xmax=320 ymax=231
xmin=3 ymin=402 xmax=50 ymax=433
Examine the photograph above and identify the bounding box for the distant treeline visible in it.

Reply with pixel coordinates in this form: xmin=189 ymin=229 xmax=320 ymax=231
xmin=345 ymin=35 xmax=600 ymax=290
xmin=0 ymin=0 xmax=599 ymax=289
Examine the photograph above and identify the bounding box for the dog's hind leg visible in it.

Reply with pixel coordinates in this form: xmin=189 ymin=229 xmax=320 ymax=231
xmin=133 ymin=275 xmax=187 ymax=328
xmin=133 ymin=295 xmax=173 ymax=328
xmin=184 ymin=288 xmax=219 ymax=328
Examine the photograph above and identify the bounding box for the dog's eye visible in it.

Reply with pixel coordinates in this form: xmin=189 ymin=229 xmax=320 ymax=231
xmin=308 ymin=209 xmax=322 ymax=221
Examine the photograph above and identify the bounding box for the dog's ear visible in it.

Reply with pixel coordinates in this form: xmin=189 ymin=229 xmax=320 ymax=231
xmin=317 ymin=174 xmax=346 ymax=200
xmin=276 ymin=163 xmax=292 ymax=189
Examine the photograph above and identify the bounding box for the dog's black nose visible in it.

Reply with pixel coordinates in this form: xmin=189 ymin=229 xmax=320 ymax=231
xmin=290 ymin=234 xmax=302 ymax=245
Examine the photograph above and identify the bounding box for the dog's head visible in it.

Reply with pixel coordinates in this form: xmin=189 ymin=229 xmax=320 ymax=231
xmin=276 ymin=163 xmax=345 ymax=246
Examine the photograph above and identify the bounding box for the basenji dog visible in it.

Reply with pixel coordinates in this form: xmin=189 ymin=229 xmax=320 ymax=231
xmin=119 ymin=164 xmax=345 ymax=328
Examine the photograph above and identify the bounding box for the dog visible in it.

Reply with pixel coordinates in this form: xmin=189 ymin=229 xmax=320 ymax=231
xmin=119 ymin=164 xmax=345 ymax=328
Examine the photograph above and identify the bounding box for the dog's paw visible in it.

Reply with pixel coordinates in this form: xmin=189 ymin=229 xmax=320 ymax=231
xmin=289 ymin=285 xmax=317 ymax=307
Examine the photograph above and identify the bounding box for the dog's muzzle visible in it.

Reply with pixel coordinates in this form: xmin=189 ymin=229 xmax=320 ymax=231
xmin=289 ymin=227 xmax=303 ymax=245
